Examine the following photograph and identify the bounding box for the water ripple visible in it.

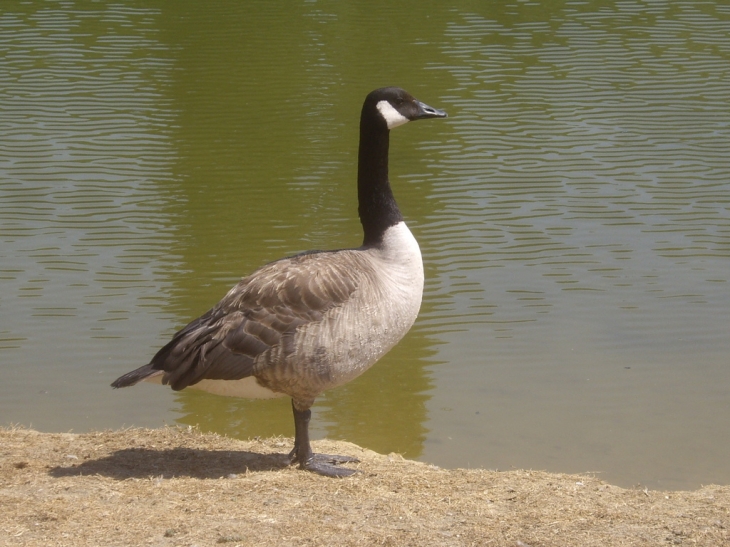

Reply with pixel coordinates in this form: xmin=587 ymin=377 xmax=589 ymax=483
xmin=0 ymin=5 xmax=179 ymax=367
xmin=418 ymin=1 xmax=730 ymax=347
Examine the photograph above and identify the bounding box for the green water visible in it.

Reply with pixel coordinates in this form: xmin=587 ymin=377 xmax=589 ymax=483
xmin=1 ymin=0 xmax=728 ymax=490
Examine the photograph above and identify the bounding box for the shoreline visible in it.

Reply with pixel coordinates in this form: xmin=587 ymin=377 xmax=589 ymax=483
xmin=1 ymin=426 xmax=728 ymax=546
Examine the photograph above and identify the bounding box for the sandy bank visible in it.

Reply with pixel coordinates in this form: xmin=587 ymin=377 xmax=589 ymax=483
xmin=1 ymin=426 xmax=728 ymax=546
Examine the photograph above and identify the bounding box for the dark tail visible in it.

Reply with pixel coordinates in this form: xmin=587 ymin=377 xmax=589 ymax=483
xmin=111 ymin=363 xmax=159 ymax=388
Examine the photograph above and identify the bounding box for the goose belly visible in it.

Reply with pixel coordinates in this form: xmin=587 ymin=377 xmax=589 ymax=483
xmin=189 ymin=377 xmax=285 ymax=399
xmin=143 ymin=370 xmax=285 ymax=399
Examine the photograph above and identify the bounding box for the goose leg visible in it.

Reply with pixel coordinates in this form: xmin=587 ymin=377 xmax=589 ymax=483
xmin=288 ymin=400 xmax=358 ymax=477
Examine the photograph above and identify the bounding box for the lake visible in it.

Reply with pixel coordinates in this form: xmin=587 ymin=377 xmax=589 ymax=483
xmin=1 ymin=0 xmax=728 ymax=490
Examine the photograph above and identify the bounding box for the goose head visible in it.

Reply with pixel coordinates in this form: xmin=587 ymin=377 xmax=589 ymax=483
xmin=364 ymin=87 xmax=448 ymax=130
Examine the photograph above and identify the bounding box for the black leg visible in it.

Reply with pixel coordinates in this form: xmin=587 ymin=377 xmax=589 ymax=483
xmin=288 ymin=400 xmax=358 ymax=478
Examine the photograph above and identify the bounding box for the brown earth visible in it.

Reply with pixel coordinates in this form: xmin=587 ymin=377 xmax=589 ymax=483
xmin=1 ymin=426 xmax=728 ymax=546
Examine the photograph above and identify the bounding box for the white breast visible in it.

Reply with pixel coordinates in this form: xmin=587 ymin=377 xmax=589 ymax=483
xmin=371 ymin=221 xmax=425 ymax=321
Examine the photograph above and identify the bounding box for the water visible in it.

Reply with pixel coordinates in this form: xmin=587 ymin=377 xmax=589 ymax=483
xmin=1 ymin=0 xmax=728 ymax=491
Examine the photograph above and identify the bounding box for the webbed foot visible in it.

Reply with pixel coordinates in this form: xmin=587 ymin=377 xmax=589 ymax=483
xmin=302 ymin=453 xmax=359 ymax=477
xmin=288 ymin=448 xmax=359 ymax=477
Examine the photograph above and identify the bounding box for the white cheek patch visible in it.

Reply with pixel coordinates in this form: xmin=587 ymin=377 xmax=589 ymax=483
xmin=377 ymin=100 xmax=410 ymax=129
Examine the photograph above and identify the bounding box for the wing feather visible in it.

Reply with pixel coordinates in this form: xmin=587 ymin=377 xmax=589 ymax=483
xmin=148 ymin=250 xmax=363 ymax=391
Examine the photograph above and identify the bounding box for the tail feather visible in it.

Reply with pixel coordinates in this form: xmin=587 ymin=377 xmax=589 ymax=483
xmin=111 ymin=364 xmax=161 ymax=388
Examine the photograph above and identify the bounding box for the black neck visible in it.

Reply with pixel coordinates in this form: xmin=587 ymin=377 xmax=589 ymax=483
xmin=357 ymin=116 xmax=403 ymax=246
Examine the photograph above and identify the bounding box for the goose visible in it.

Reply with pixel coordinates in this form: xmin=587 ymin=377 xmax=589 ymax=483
xmin=111 ymin=87 xmax=447 ymax=477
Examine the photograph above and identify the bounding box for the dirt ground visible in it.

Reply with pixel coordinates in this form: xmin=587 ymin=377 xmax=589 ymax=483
xmin=1 ymin=426 xmax=728 ymax=547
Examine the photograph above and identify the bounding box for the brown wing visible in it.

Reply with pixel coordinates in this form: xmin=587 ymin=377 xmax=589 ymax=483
xmin=149 ymin=249 xmax=362 ymax=391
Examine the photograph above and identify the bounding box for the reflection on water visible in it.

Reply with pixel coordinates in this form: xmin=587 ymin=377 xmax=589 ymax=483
xmin=1 ymin=0 xmax=728 ymax=490
xmin=422 ymin=1 xmax=730 ymax=490
xmin=0 ymin=3 xmax=180 ymax=427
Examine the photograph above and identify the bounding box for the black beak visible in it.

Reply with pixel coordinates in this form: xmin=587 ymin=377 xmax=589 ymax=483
xmin=415 ymin=100 xmax=448 ymax=120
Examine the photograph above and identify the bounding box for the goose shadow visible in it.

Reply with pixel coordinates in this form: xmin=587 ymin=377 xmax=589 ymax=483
xmin=48 ymin=447 xmax=291 ymax=480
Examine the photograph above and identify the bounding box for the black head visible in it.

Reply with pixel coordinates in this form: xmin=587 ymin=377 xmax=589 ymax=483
xmin=363 ymin=87 xmax=447 ymax=130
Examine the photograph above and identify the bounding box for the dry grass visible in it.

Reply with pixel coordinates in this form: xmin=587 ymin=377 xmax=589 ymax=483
xmin=1 ymin=426 xmax=728 ymax=546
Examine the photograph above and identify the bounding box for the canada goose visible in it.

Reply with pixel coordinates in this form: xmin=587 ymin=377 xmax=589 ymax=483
xmin=112 ymin=87 xmax=447 ymax=477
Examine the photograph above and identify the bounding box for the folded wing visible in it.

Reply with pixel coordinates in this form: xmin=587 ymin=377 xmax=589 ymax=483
xmin=143 ymin=249 xmax=363 ymax=391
